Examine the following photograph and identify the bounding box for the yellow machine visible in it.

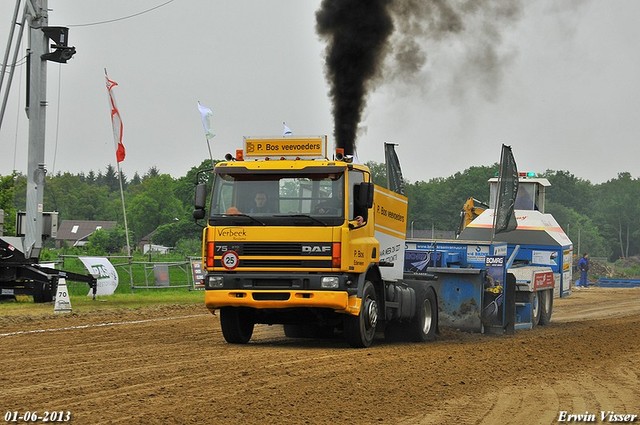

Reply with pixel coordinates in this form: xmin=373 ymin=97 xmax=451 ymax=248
xmin=193 ymin=136 xmax=437 ymax=347
xmin=456 ymin=197 xmax=489 ymax=238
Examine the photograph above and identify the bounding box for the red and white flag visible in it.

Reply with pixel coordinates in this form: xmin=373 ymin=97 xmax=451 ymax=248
xmin=105 ymin=71 xmax=125 ymax=162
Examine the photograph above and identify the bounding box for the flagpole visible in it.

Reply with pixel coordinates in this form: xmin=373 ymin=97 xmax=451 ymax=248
xmin=205 ymin=134 xmax=214 ymax=169
xmin=115 ymin=159 xmax=131 ymax=257
xmin=105 ymin=68 xmax=131 ymax=257
xmin=198 ymin=101 xmax=215 ymax=168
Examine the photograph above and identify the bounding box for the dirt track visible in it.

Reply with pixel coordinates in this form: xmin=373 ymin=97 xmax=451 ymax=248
xmin=1 ymin=287 xmax=639 ymax=424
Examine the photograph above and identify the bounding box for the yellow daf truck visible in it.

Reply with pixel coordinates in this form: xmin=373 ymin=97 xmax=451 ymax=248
xmin=193 ymin=136 xmax=438 ymax=347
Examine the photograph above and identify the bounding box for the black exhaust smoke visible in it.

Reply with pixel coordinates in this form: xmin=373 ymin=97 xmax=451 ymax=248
xmin=317 ymin=0 xmax=524 ymax=156
xmin=316 ymin=0 xmax=393 ymax=156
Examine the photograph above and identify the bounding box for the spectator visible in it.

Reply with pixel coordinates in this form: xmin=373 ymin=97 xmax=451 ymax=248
xmin=577 ymin=252 xmax=590 ymax=288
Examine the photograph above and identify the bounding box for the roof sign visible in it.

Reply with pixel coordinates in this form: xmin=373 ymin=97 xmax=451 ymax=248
xmin=243 ymin=136 xmax=327 ymax=159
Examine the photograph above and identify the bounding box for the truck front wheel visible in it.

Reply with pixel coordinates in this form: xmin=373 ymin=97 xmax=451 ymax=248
xmin=408 ymin=286 xmax=437 ymax=342
xmin=344 ymin=281 xmax=378 ymax=348
xmin=220 ymin=307 xmax=255 ymax=344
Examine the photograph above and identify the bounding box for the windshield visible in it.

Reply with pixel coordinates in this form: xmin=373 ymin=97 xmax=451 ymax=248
xmin=490 ymin=181 xmax=541 ymax=211
xmin=209 ymin=169 xmax=345 ymax=226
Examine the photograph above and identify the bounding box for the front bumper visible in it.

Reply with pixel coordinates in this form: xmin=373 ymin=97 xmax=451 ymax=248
xmin=203 ymin=271 xmax=361 ymax=314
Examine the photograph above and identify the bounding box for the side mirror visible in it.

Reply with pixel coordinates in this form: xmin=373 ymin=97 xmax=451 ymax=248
xmin=193 ymin=208 xmax=205 ymax=220
xmin=357 ymin=182 xmax=374 ymax=209
xmin=193 ymin=183 xmax=207 ymax=220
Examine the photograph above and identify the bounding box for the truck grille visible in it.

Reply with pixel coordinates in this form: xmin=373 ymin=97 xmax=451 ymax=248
xmin=242 ymin=243 xmax=302 ymax=256
xmin=214 ymin=242 xmax=333 ymax=270
xmin=215 ymin=259 xmax=332 ymax=269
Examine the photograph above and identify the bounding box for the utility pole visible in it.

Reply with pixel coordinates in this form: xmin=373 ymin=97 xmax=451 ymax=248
xmin=0 ymin=1 xmax=90 ymax=303
xmin=4 ymin=0 xmax=76 ymax=259
xmin=23 ymin=0 xmax=49 ymax=259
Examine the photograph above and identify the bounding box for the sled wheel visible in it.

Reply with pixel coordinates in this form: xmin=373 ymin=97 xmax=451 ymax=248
xmin=539 ymin=289 xmax=554 ymax=325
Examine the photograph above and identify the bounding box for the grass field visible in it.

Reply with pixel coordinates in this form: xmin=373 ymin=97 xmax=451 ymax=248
xmin=0 ymin=288 xmax=204 ymax=317
xmin=54 ymin=256 xmax=198 ymax=296
xmin=0 ymin=254 xmax=207 ymax=317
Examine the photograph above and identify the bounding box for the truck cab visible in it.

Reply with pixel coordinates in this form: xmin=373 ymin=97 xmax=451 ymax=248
xmin=194 ymin=137 xmax=437 ymax=347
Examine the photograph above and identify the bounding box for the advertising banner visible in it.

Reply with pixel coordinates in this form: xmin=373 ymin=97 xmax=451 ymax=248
xmin=482 ymin=255 xmax=505 ymax=326
xmin=79 ymin=256 xmax=119 ymax=296
xmin=191 ymin=260 xmax=205 ymax=289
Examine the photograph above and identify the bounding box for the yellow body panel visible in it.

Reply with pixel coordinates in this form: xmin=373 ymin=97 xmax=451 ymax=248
xmin=373 ymin=184 xmax=408 ymax=279
xmin=205 ymin=289 xmax=361 ymax=315
xmin=373 ymin=184 xmax=408 ymax=239
xmin=206 ymin=225 xmax=338 ymax=244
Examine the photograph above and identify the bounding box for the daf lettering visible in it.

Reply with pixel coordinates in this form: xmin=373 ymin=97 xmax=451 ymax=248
xmin=302 ymin=245 xmax=331 ymax=254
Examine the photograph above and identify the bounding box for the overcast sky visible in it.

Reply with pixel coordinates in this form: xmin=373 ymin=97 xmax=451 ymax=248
xmin=1 ymin=0 xmax=639 ymax=184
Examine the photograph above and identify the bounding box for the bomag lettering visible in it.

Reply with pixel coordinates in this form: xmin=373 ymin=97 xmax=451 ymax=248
xmin=486 ymin=257 xmax=504 ymax=265
xmin=217 ymin=228 xmax=247 ymax=237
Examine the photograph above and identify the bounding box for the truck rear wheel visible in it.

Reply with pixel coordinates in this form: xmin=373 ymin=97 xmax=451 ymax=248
xmin=344 ymin=281 xmax=378 ymax=348
xmin=220 ymin=307 xmax=255 ymax=344
xmin=539 ymin=289 xmax=553 ymax=325
xmin=408 ymin=286 xmax=437 ymax=342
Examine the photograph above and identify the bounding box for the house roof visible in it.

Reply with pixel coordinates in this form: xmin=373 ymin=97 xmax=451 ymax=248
xmin=57 ymin=220 xmax=117 ymax=242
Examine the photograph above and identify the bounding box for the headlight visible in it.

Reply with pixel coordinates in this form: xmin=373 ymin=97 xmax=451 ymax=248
xmin=207 ymin=275 xmax=224 ymax=288
xmin=321 ymin=276 xmax=339 ymax=289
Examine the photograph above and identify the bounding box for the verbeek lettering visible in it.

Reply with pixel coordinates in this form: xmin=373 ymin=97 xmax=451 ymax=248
xmin=217 ymin=228 xmax=247 ymax=237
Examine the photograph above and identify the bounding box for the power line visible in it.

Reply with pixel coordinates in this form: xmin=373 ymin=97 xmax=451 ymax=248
xmin=12 ymin=54 xmax=23 ymax=173
xmin=67 ymin=0 xmax=177 ymax=28
xmin=1 ymin=57 xmax=27 ymax=69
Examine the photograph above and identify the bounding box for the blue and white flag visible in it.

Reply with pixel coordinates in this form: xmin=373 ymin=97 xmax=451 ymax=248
xmin=198 ymin=102 xmax=215 ymax=139
xmin=282 ymin=122 xmax=292 ymax=136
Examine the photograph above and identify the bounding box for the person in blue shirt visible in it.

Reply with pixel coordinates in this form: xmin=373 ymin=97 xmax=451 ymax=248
xmin=577 ymin=253 xmax=590 ymax=288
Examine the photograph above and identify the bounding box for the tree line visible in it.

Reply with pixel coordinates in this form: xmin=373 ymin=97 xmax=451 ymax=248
xmin=1 ymin=161 xmax=638 ymax=260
